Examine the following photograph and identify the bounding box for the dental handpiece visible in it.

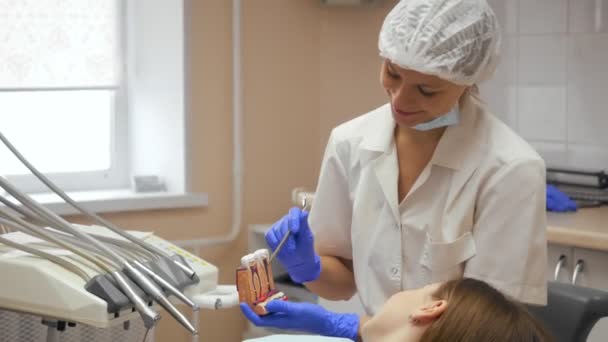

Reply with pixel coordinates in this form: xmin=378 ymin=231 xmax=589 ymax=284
xmin=0 ymin=131 xmax=196 ymax=280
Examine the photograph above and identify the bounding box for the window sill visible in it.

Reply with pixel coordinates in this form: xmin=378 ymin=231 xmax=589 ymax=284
xmin=9 ymin=189 xmax=208 ymax=216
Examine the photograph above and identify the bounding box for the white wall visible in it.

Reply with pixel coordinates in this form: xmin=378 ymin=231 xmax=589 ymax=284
xmin=482 ymin=0 xmax=608 ymax=170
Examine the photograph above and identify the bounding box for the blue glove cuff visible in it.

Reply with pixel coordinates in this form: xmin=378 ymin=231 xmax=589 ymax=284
xmin=289 ymin=254 xmax=321 ymax=284
xmin=326 ymin=312 xmax=359 ymax=341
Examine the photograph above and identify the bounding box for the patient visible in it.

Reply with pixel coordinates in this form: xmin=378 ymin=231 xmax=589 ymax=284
xmin=244 ymin=278 xmax=554 ymax=342
xmin=362 ymin=278 xmax=554 ymax=341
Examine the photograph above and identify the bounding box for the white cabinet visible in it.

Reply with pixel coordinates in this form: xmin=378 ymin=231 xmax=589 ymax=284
xmin=548 ymin=244 xmax=608 ymax=342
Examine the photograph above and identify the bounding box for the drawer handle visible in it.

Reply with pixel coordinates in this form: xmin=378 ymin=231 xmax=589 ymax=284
xmin=554 ymin=255 xmax=567 ymax=281
xmin=572 ymin=260 xmax=584 ymax=285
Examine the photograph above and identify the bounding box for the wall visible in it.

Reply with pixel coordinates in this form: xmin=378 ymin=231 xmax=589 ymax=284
xmin=66 ymin=1 xmax=396 ymax=341
xmin=78 ymin=0 xmax=608 ymax=340
xmin=482 ymin=0 xmax=608 ymax=170
xmin=70 ymin=1 xmax=247 ymax=341
xmin=318 ymin=3 xmax=392 ymax=155
xmin=64 ymin=0 xmax=608 ymax=340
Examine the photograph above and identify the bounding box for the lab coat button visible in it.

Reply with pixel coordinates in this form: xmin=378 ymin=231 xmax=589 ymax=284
xmin=390 ymin=267 xmax=400 ymax=275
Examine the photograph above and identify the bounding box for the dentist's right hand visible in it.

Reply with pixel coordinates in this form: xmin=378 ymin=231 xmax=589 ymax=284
xmin=265 ymin=207 xmax=321 ymax=284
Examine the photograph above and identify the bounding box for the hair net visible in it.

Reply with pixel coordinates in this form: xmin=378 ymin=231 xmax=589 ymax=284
xmin=378 ymin=0 xmax=501 ymax=86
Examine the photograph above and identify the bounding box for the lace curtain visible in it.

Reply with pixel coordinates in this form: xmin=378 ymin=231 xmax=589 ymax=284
xmin=0 ymin=0 xmax=119 ymax=88
xmin=0 ymin=0 xmax=118 ymax=175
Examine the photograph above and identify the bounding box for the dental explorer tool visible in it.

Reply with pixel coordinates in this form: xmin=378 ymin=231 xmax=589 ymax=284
xmin=269 ymin=196 xmax=312 ymax=263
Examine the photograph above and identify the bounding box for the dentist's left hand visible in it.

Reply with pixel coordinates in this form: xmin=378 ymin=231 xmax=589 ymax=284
xmin=240 ymin=301 xmax=359 ymax=341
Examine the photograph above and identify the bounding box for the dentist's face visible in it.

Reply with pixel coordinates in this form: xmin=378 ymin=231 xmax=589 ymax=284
xmin=381 ymin=60 xmax=468 ymax=128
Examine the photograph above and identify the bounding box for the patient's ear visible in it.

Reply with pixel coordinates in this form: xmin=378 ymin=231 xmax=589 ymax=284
xmin=409 ymin=300 xmax=447 ymax=326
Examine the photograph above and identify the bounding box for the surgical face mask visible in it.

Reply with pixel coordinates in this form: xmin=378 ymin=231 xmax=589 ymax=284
xmin=413 ymin=106 xmax=460 ymax=131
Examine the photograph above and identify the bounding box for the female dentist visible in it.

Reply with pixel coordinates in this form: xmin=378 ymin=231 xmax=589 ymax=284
xmin=242 ymin=0 xmax=547 ymax=340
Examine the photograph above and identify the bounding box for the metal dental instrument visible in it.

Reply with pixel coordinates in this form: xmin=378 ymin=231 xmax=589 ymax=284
xmin=0 ymin=229 xmax=90 ymax=281
xmin=0 ymin=204 xmax=160 ymax=291
xmin=0 ymin=195 xmax=153 ymax=263
xmin=44 ymin=226 xmax=156 ymax=263
xmin=0 ymin=131 xmax=196 ymax=279
xmin=0 ymin=133 xmax=198 ymax=333
xmin=133 ymin=260 xmax=199 ymax=310
xmin=44 ymin=229 xmax=143 ymax=266
xmin=269 ymin=196 xmax=312 ymax=263
xmin=0 ymin=207 xmax=115 ymax=272
xmin=0 ymin=195 xmax=199 ymax=334
xmin=0 ymin=186 xmax=195 ymax=334
xmin=45 ymin=229 xmax=199 ymax=311
xmin=0 ymin=195 xmax=47 ymax=226
xmin=0 ymin=180 xmax=164 ymax=331
xmin=33 ymin=228 xmax=197 ymax=311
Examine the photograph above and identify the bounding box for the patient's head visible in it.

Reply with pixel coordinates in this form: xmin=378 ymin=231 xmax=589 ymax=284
xmin=362 ymin=278 xmax=553 ymax=342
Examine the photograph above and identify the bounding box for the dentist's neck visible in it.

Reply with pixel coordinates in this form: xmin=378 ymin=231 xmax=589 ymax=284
xmin=394 ymin=124 xmax=445 ymax=146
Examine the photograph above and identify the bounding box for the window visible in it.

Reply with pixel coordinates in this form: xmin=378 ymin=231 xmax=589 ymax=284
xmin=0 ymin=0 xmax=128 ymax=193
xmin=0 ymin=0 xmax=202 ymax=214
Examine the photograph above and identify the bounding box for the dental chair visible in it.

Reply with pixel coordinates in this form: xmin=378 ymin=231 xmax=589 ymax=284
xmin=527 ymin=281 xmax=608 ymax=342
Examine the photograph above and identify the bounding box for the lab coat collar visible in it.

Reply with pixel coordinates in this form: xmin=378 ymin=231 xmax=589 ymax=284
xmin=359 ymin=96 xmax=483 ymax=171
xmin=430 ymin=94 xmax=482 ymax=170
xmin=359 ymin=104 xmax=395 ymax=155
xmin=361 ymin=96 xmax=485 ymax=224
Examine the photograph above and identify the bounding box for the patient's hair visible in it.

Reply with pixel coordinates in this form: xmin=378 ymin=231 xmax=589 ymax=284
xmin=420 ymin=278 xmax=554 ymax=342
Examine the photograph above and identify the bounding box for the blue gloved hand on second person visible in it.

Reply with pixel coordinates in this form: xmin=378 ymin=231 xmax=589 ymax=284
xmin=240 ymin=301 xmax=359 ymax=341
xmin=265 ymin=207 xmax=321 ymax=283
xmin=547 ymin=184 xmax=577 ymax=212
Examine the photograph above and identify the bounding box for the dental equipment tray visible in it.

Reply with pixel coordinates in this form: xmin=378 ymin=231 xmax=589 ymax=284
xmin=547 ymin=168 xmax=608 ymax=189
xmin=86 ymin=254 xmax=199 ymax=314
xmin=0 ymin=225 xmax=219 ymax=328
xmin=554 ymin=185 xmax=608 ymax=205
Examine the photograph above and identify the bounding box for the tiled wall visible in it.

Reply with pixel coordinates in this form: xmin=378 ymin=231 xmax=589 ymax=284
xmin=481 ymin=0 xmax=608 ymax=170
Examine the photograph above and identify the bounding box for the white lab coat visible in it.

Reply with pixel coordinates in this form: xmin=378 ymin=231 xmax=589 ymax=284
xmin=308 ymin=95 xmax=547 ymax=316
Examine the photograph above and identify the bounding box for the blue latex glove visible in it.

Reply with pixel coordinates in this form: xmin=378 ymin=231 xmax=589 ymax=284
xmin=547 ymin=184 xmax=577 ymax=212
xmin=266 ymin=207 xmax=321 ymax=283
xmin=240 ymin=301 xmax=359 ymax=341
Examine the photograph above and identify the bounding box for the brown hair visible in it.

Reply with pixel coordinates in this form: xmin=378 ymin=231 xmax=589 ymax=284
xmin=420 ymin=278 xmax=554 ymax=342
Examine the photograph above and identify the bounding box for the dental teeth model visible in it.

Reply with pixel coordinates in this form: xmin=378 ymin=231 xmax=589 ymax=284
xmin=236 ymin=249 xmax=287 ymax=315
